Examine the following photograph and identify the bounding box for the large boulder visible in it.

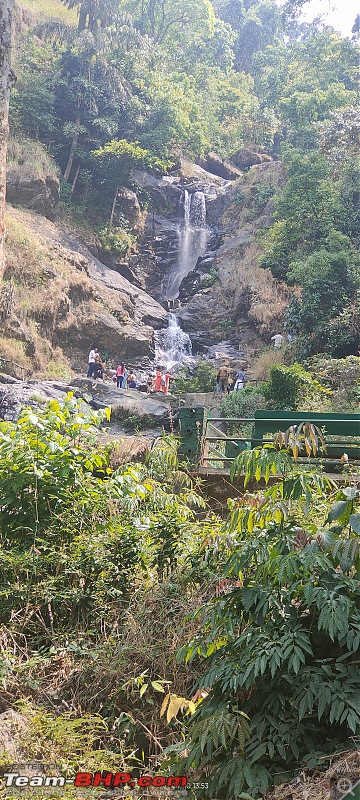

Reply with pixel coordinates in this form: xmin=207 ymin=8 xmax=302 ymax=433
xmin=6 ymin=175 xmax=59 ymax=220
xmin=231 ymin=147 xmax=273 ymax=171
xmin=114 ymin=188 xmax=142 ymax=231
xmin=0 ymin=374 xmax=175 ymax=429
xmin=70 ymin=378 xmax=175 ymax=426
xmin=6 ymin=139 xmax=60 ymax=219
xmin=199 ymin=152 xmax=242 ymax=181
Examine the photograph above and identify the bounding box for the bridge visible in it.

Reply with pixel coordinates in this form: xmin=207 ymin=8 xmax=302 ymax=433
xmin=178 ymin=407 xmax=360 ymax=473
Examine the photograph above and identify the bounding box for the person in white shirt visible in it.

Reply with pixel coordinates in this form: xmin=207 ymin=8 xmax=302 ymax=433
xmin=87 ymin=347 xmax=97 ymax=377
xmin=271 ymin=333 xmax=284 ymax=349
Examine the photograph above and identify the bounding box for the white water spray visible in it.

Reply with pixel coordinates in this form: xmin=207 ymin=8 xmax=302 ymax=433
xmin=158 ymin=189 xmax=210 ymax=371
xmin=164 ymin=189 xmax=209 ymax=300
xmin=154 ymin=312 xmax=193 ymax=371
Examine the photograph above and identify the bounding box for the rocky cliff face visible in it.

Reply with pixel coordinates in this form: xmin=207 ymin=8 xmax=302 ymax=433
xmin=134 ymin=159 xmax=292 ymax=357
xmin=2 ymin=206 xmax=167 ymax=378
xmin=2 ymin=151 xmax=291 ymax=381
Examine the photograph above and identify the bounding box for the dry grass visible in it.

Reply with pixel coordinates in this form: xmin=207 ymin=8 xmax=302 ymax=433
xmin=20 ymin=0 xmax=77 ymax=24
xmin=5 ymin=214 xmax=45 ymax=286
xmin=0 ymin=579 xmax=207 ymax=768
xmin=251 ymin=346 xmax=285 ymax=381
xmin=266 ymin=749 xmax=360 ymax=800
xmin=7 ymin=139 xmax=59 ymax=184
xmin=0 ymin=337 xmax=32 ymax=373
xmin=3 ymin=208 xmax=113 ymax=379
xmin=110 ymin=437 xmax=152 ymax=467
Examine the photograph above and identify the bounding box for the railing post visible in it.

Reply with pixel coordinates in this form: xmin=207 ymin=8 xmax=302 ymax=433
xmin=178 ymin=407 xmax=209 ymax=466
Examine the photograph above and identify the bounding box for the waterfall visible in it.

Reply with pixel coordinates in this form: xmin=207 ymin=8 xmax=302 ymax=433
xmin=164 ymin=189 xmax=209 ymax=301
xmin=154 ymin=312 xmax=193 ymax=371
xmin=158 ymin=188 xmax=210 ymax=371
xmin=183 ymin=189 xmax=191 ymax=227
xmin=190 ymin=191 xmax=206 ymax=227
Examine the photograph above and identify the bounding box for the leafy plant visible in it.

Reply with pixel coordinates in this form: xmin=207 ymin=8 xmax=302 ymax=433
xmin=173 ymin=362 xmax=218 ymax=394
xmin=262 ymin=363 xmax=329 ymax=410
xmin=171 ymin=455 xmax=360 ymax=797
xmin=97 ymin=225 xmax=135 ymax=257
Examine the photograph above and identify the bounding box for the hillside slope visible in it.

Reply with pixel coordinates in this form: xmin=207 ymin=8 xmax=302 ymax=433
xmin=2 ymin=206 xmax=167 ymax=378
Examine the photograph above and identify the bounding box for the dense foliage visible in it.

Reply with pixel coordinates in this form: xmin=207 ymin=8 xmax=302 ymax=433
xmin=170 ymin=450 xmax=360 ymax=796
xmin=0 ymin=396 xmax=359 ymax=799
xmin=8 ymin=0 xmax=359 ymax=356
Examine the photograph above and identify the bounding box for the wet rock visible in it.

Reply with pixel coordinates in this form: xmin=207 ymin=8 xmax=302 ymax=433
xmin=178 ymin=271 xmax=202 ymax=301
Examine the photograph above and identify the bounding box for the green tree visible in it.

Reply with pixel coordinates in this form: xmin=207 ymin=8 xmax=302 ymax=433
xmin=261 ymin=150 xmax=337 ymax=281
xmin=61 ymin=0 xmax=119 ymax=33
xmin=122 ymin=0 xmax=215 ymax=47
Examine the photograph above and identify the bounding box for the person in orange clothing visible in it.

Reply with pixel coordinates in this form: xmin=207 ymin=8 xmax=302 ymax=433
xmin=163 ymin=371 xmax=174 ymax=394
xmin=153 ymin=368 xmax=162 ymax=392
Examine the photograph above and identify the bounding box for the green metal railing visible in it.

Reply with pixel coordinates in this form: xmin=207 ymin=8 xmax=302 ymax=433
xmin=178 ymin=408 xmax=360 ymax=471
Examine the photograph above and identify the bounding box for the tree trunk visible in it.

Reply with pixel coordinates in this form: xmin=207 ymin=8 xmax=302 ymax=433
xmin=0 ymin=0 xmax=14 ymax=285
xmin=63 ymin=114 xmax=81 ymax=183
xmin=78 ymin=6 xmax=87 ymax=31
xmin=109 ymin=185 xmax=119 ymax=227
xmin=70 ymin=163 xmax=80 ymax=197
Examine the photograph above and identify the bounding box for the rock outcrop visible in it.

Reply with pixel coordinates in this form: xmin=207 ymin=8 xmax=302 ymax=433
xmin=175 ymin=162 xmax=292 ymax=350
xmin=113 ymin=187 xmax=143 ymax=231
xmin=6 ymin=175 xmax=60 ymax=220
xmin=231 ymin=146 xmax=273 ymax=171
xmin=6 ymin=139 xmax=60 ymax=219
xmin=3 ymin=207 xmax=168 ymax=375
xmin=198 ymin=152 xmax=242 ymax=181
xmin=0 ymin=373 xmax=175 ymax=429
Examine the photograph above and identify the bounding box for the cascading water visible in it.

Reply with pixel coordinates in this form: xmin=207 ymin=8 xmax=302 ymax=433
xmin=164 ymin=189 xmax=209 ymax=300
xmin=190 ymin=191 xmax=206 ymax=227
xmin=183 ymin=188 xmax=191 ymax=227
xmin=154 ymin=313 xmax=193 ymax=371
xmin=156 ymin=189 xmax=210 ymax=370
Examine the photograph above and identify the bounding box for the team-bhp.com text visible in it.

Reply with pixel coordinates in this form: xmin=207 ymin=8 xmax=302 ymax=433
xmin=3 ymin=773 xmax=188 ymax=789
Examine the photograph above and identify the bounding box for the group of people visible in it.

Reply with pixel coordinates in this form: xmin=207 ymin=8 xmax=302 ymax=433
xmin=87 ymin=348 xmax=173 ymax=394
xmin=216 ymin=364 xmax=247 ymax=394
xmin=87 ymin=348 xmax=136 ymax=388
xmin=147 ymin=368 xmax=173 ymax=395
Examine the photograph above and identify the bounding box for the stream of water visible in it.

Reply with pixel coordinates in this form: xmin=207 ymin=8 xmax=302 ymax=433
xmin=156 ymin=190 xmax=210 ymax=370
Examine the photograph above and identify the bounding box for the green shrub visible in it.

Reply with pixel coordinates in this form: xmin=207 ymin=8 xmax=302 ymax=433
xmin=202 ymin=266 xmax=218 ymax=288
xmin=262 ymin=363 xmax=328 ymax=410
xmin=174 ymin=362 xmax=218 ymax=394
xmin=173 ymin=456 xmax=360 ymax=797
xmin=97 ymin=225 xmax=135 ymax=258
xmin=221 ymin=386 xmax=266 ymax=419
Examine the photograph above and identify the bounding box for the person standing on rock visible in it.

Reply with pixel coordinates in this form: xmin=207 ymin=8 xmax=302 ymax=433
xmin=94 ymin=352 xmax=104 ymax=380
xmin=217 ymin=364 xmax=229 ymax=394
xmin=87 ymin=346 xmax=97 ymax=378
xmin=147 ymin=374 xmax=154 ymax=394
xmin=162 ymin=371 xmax=173 ymax=394
xmin=154 ymin=368 xmax=162 ymax=392
xmin=271 ymin=333 xmax=284 ymax=349
xmin=116 ymin=363 xmax=125 ymax=388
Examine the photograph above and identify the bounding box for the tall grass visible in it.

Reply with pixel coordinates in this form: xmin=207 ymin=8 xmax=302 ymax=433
xmin=21 ymin=0 xmax=77 ymax=24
